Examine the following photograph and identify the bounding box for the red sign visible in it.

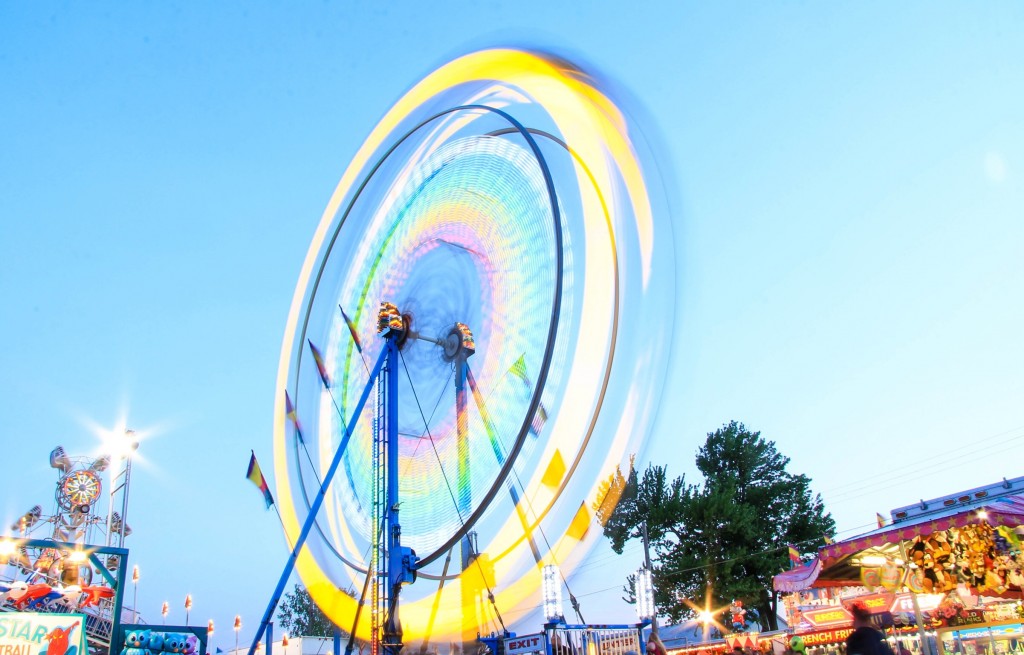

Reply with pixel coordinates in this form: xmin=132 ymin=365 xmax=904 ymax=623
xmin=505 ymin=634 xmax=547 ymax=655
xmin=802 ymin=606 xmax=853 ymax=629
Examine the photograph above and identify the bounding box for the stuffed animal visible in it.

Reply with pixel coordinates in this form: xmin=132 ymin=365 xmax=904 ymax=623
xmin=148 ymin=632 xmax=165 ymax=655
xmin=790 ymin=636 xmax=806 ymax=654
xmin=122 ymin=629 xmax=150 ymax=655
xmin=15 ymin=583 xmax=55 ymax=609
xmin=730 ymin=600 xmax=747 ymax=630
xmin=27 ymin=585 xmax=65 ymax=611
xmin=183 ymin=635 xmax=198 ymax=655
xmin=164 ymin=634 xmax=188 ymax=655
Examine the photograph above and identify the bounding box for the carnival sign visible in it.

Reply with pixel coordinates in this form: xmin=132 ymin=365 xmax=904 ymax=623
xmin=505 ymin=634 xmax=547 ymax=655
xmin=0 ymin=613 xmax=86 ymax=655
xmin=799 ymin=628 xmax=854 ymax=647
xmin=802 ymin=606 xmax=852 ymax=629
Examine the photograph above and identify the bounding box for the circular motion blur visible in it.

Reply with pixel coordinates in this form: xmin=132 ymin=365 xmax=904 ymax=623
xmin=273 ymin=48 xmax=675 ymax=646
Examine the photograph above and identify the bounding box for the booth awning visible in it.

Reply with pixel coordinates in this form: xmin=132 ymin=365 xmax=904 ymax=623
xmin=773 ymin=557 xmax=823 ymax=592
xmin=819 ymin=493 xmax=1024 ymax=568
xmin=773 ymin=492 xmax=1024 ymax=592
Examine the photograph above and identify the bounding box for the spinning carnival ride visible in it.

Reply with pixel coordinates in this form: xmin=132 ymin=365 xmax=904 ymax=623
xmin=264 ymin=49 xmax=675 ymax=655
xmin=1 ymin=443 xmax=136 ymax=655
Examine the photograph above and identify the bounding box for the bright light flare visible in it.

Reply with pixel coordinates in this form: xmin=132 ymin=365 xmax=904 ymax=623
xmin=679 ymin=594 xmax=730 ymax=633
xmin=0 ymin=539 xmax=16 ymax=557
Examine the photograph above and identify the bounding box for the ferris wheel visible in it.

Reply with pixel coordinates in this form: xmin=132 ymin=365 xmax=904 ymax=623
xmin=269 ymin=48 xmax=675 ymax=652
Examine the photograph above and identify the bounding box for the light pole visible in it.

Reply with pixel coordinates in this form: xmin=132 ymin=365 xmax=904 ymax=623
xmin=185 ymin=594 xmax=193 ymax=626
xmin=132 ymin=565 xmax=140 ymax=623
xmin=161 ymin=601 xmax=168 ymax=625
xmin=641 ymin=521 xmax=659 ymax=638
xmin=209 ymin=620 xmax=215 ymax=650
xmin=541 ymin=564 xmax=564 ymax=623
xmin=234 ymin=615 xmax=242 ymax=655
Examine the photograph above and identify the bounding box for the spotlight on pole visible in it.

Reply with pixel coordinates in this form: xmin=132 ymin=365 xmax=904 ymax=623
xmin=635 ymin=567 xmax=655 ymax=621
xmin=542 ymin=564 xmax=563 ymax=623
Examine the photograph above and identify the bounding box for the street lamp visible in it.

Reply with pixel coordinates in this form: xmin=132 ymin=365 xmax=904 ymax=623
xmin=132 ymin=566 xmax=140 ymax=624
xmin=208 ymin=620 xmax=215 ymax=639
xmin=185 ymin=594 xmax=193 ymax=626
xmin=161 ymin=601 xmax=168 ymax=624
xmin=234 ymin=615 xmax=242 ymax=655
xmin=542 ymin=564 xmax=563 ymax=623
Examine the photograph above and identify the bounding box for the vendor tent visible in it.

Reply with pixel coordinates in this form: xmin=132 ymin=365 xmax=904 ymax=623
xmin=774 ymin=484 xmax=1024 ymax=592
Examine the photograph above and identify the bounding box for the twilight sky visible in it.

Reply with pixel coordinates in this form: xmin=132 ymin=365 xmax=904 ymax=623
xmin=1 ymin=1 xmax=1022 ymax=646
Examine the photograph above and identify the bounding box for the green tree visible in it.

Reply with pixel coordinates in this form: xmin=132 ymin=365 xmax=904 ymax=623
xmin=600 ymin=421 xmax=835 ymax=630
xmin=276 ymin=584 xmax=336 ymax=637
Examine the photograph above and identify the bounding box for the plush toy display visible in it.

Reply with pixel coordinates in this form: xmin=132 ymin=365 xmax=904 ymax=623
xmin=790 ymin=636 xmax=806 ymax=654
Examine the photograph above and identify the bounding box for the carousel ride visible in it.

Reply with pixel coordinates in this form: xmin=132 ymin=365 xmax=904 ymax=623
xmin=1 ymin=440 xmax=138 ymax=655
xmin=256 ymin=48 xmax=676 ymax=655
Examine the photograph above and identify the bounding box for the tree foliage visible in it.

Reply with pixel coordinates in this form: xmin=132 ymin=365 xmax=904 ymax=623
xmin=276 ymin=584 xmax=337 ymax=637
xmin=599 ymin=421 xmax=835 ymax=630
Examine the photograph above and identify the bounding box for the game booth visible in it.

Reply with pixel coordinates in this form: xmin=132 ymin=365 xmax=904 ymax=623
xmin=774 ymin=478 xmax=1024 ymax=655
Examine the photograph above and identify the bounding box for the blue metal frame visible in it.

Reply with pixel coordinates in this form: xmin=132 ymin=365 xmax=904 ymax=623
xmin=248 ymin=344 xmax=391 ymax=655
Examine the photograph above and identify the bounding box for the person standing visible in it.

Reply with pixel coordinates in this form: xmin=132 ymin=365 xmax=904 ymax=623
xmin=846 ymin=603 xmax=895 ymax=655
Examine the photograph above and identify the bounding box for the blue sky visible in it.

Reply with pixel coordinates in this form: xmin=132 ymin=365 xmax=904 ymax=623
xmin=2 ymin=1 xmax=1023 ymax=645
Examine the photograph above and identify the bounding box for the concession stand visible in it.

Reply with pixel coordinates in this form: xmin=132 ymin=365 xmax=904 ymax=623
xmin=774 ymin=478 xmax=1024 ymax=655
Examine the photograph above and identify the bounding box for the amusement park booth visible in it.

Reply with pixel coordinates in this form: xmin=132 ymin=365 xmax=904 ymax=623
xmin=773 ymin=477 xmax=1024 ymax=655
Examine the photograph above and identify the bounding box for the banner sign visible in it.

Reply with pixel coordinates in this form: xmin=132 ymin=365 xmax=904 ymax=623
xmin=799 ymin=628 xmax=855 ymax=646
xmin=0 ymin=613 xmax=87 ymax=655
xmin=802 ymin=606 xmax=852 ymax=629
xmin=505 ymin=634 xmax=547 ymax=655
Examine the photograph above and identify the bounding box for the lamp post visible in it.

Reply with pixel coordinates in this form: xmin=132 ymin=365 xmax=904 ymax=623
xmin=641 ymin=522 xmax=659 ymax=638
xmin=635 ymin=567 xmax=655 ymax=624
xmin=185 ymin=594 xmax=193 ymax=626
xmin=541 ymin=564 xmax=563 ymax=623
xmin=132 ymin=566 xmax=140 ymax=624
xmin=161 ymin=601 xmax=168 ymax=625
xmin=209 ymin=620 xmax=215 ymax=649
xmin=234 ymin=615 xmax=242 ymax=655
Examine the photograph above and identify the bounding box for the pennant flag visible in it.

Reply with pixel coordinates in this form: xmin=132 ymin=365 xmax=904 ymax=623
xmin=508 ymin=354 xmax=530 ymax=389
xmin=528 ymin=402 xmax=548 ymax=437
xmin=788 ymin=544 xmax=801 ymax=567
xmin=246 ymin=451 xmax=274 ymax=509
xmin=565 ymin=501 xmax=591 ymax=541
xmin=284 ymin=390 xmax=303 ymax=444
xmin=339 ymin=305 xmax=363 ymax=354
xmin=308 ymin=339 xmax=331 ymax=387
xmin=876 ymin=512 xmax=887 ymax=529
xmin=824 ymin=535 xmax=835 ymax=545
xmin=541 ymin=449 xmax=566 ymax=488
xmin=217 ymin=649 xmax=224 ymax=654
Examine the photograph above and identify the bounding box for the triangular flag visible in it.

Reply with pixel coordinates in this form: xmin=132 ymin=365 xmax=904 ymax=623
xmin=508 ymin=354 xmax=530 ymax=389
xmin=284 ymin=390 xmax=304 ymax=444
xmin=308 ymin=339 xmax=331 ymax=387
xmin=876 ymin=512 xmax=888 ymax=528
xmin=246 ymin=451 xmax=274 ymax=509
xmin=339 ymin=305 xmax=363 ymax=355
